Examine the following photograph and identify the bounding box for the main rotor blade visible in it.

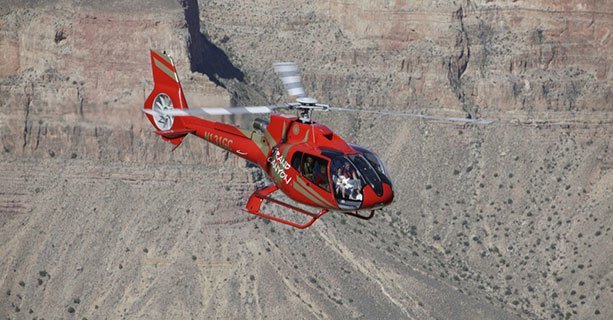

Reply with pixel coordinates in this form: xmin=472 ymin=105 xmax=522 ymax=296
xmin=143 ymin=105 xmax=281 ymax=117
xmin=273 ymin=62 xmax=306 ymax=98
xmin=330 ymin=107 xmax=495 ymax=125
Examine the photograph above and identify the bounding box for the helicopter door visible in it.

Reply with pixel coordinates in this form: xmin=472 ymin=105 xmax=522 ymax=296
xmin=292 ymin=152 xmax=331 ymax=192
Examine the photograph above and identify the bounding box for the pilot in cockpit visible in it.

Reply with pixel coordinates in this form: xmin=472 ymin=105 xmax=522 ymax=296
xmin=303 ymin=156 xmax=314 ymax=180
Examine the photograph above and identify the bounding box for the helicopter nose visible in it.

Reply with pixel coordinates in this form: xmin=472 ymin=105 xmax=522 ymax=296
xmin=381 ymin=183 xmax=394 ymax=205
xmin=362 ymin=183 xmax=394 ymax=209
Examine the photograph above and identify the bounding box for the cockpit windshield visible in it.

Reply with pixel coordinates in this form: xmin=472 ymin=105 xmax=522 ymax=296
xmin=346 ymin=154 xmax=383 ymax=196
xmin=348 ymin=145 xmax=392 ymax=187
xmin=362 ymin=151 xmax=392 ymax=186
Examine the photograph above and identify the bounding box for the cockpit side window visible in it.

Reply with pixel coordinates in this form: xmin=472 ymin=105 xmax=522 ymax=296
xmin=293 ymin=152 xmax=330 ymax=192
xmin=331 ymin=157 xmax=364 ymax=204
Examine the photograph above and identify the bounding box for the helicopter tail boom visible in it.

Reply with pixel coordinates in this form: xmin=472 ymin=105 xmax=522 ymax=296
xmin=142 ymin=50 xmax=273 ymax=164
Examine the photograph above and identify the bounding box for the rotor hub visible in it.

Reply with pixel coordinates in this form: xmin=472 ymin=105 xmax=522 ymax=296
xmin=287 ymin=97 xmax=330 ymax=123
xmin=296 ymin=97 xmax=317 ymax=106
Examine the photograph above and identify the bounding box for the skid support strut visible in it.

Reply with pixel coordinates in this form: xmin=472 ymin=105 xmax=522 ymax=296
xmin=245 ymin=185 xmax=328 ymax=229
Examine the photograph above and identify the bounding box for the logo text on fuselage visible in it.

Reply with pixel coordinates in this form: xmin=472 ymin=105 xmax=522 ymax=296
xmin=267 ymin=150 xmax=292 ymax=185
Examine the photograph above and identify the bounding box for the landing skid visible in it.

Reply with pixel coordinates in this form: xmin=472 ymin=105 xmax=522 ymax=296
xmin=245 ymin=185 xmax=329 ymax=229
xmin=343 ymin=210 xmax=376 ymax=220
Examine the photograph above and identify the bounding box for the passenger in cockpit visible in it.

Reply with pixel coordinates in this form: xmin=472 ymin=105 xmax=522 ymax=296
xmin=334 ymin=167 xmax=348 ymax=199
xmin=342 ymin=161 xmax=360 ymax=199
xmin=314 ymin=165 xmax=329 ymax=191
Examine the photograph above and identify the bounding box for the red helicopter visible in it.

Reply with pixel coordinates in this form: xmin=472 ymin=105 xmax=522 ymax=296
xmin=143 ymin=50 xmax=489 ymax=228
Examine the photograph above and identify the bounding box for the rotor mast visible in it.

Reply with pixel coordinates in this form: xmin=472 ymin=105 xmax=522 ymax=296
xmin=288 ymin=97 xmax=330 ymax=123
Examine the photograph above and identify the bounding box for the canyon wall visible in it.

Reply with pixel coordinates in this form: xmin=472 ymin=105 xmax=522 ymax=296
xmin=0 ymin=0 xmax=611 ymax=319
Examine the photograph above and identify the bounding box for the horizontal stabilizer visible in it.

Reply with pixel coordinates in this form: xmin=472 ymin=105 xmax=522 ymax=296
xmin=154 ymin=128 xmax=196 ymax=139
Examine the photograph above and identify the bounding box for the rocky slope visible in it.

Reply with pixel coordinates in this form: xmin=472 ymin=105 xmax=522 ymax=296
xmin=1 ymin=0 xmax=611 ymax=319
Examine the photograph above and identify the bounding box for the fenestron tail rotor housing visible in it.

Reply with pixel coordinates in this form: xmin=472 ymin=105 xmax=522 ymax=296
xmin=152 ymin=93 xmax=174 ymax=130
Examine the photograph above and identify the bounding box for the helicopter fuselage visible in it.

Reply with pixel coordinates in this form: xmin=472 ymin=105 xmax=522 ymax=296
xmin=172 ymin=114 xmax=394 ymax=212
xmin=144 ymin=49 xmax=393 ymax=227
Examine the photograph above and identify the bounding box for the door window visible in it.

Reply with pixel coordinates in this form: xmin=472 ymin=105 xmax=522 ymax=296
xmin=292 ymin=152 xmax=330 ymax=192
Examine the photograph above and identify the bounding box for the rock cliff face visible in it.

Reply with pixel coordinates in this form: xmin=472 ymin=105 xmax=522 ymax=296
xmin=202 ymin=0 xmax=610 ymax=115
xmin=0 ymin=0 xmax=234 ymax=165
xmin=0 ymin=0 xmax=611 ymax=319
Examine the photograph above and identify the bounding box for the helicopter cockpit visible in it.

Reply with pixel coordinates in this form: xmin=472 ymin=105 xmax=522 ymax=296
xmin=292 ymin=148 xmax=392 ymax=211
xmin=330 ymin=151 xmax=392 ymax=210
